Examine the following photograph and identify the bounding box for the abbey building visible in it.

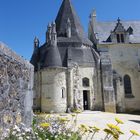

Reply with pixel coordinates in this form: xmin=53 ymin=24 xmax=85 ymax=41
xmin=31 ymin=0 xmax=140 ymax=113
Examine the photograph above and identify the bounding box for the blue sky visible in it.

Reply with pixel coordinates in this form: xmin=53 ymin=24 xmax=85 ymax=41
xmin=0 ymin=0 xmax=140 ymax=60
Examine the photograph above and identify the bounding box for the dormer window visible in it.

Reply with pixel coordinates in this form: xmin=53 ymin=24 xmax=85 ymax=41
xmin=121 ymin=34 xmax=124 ymax=42
xmin=116 ymin=33 xmax=124 ymax=43
xmin=127 ymin=26 xmax=133 ymax=35
xmin=109 ymin=18 xmax=129 ymax=44
xmin=117 ymin=34 xmax=120 ymax=43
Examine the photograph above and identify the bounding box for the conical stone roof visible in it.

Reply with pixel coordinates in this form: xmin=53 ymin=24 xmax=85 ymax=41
xmin=55 ymin=0 xmax=92 ymax=45
xmin=44 ymin=45 xmax=62 ymax=67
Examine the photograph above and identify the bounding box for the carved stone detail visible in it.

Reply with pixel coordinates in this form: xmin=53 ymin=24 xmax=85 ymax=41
xmin=72 ymin=63 xmax=82 ymax=110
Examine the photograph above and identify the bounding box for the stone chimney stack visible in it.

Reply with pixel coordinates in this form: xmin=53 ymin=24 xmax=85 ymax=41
xmin=34 ymin=37 xmax=39 ymax=50
xmin=66 ymin=18 xmax=71 ymax=38
xmin=46 ymin=23 xmax=52 ymax=43
xmin=51 ymin=22 xmax=57 ymax=46
xmin=90 ymin=9 xmax=96 ymax=24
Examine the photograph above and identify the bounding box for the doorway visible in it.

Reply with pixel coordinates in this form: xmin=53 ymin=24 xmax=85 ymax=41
xmin=83 ymin=90 xmax=90 ymax=110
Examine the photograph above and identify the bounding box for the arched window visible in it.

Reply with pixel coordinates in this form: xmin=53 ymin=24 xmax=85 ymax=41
xmin=82 ymin=78 xmax=90 ymax=87
xmin=124 ymin=75 xmax=132 ymax=97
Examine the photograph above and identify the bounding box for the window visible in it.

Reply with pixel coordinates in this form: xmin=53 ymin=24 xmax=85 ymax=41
xmin=117 ymin=34 xmax=124 ymax=43
xmin=124 ymin=75 xmax=133 ymax=97
xmin=117 ymin=34 xmax=120 ymax=43
xmin=62 ymin=88 xmax=65 ymax=98
xmin=82 ymin=78 xmax=90 ymax=87
xmin=121 ymin=34 xmax=124 ymax=43
xmin=127 ymin=26 xmax=133 ymax=35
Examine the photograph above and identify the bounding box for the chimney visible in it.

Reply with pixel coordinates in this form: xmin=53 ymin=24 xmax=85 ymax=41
xmin=46 ymin=23 xmax=52 ymax=43
xmin=51 ymin=22 xmax=57 ymax=46
xmin=66 ymin=18 xmax=71 ymax=38
xmin=34 ymin=37 xmax=39 ymax=50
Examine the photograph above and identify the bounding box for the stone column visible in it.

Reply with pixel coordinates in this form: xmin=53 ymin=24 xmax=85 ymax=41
xmin=93 ymin=68 xmax=104 ymax=111
xmin=67 ymin=68 xmax=74 ymax=109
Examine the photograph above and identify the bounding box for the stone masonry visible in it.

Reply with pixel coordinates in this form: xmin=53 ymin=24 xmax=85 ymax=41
xmin=0 ymin=42 xmax=34 ymax=131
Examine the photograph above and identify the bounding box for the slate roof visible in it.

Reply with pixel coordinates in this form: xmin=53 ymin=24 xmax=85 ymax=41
xmin=94 ymin=21 xmax=140 ymax=44
xmin=30 ymin=0 xmax=97 ymax=70
xmin=43 ymin=45 xmax=62 ymax=67
xmin=37 ymin=42 xmax=96 ymax=68
xmin=57 ymin=44 xmax=96 ymax=67
xmin=30 ymin=49 xmax=39 ymax=70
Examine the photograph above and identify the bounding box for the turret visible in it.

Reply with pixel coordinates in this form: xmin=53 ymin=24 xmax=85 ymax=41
xmin=51 ymin=22 xmax=57 ymax=46
xmin=46 ymin=23 xmax=52 ymax=44
xmin=66 ymin=18 xmax=71 ymax=38
xmin=34 ymin=37 xmax=39 ymax=50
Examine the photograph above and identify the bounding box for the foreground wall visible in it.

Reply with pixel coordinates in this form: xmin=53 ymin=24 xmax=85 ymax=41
xmin=0 ymin=43 xmax=34 ymax=130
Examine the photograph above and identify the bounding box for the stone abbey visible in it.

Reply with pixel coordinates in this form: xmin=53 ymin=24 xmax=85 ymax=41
xmin=31 ymin=0 xmax=140 ymax=113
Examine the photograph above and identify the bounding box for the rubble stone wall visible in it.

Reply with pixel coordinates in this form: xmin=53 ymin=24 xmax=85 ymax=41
xmin=0 ymin=43 xmax=34 ymax=130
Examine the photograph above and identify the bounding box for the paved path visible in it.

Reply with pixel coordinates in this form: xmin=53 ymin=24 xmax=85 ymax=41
xmin=75 ymin=111 xmax=140 ymax=140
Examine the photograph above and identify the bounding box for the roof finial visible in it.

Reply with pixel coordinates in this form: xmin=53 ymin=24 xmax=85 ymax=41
xmin=117 ymin=17 xmax=121 ymax=23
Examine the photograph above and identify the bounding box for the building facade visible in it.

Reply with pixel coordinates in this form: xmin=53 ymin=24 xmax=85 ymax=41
xmin=31 ymin=0 xmax=140 ymax=113
xmin=89 ymin=10 xmax=140 ymax=112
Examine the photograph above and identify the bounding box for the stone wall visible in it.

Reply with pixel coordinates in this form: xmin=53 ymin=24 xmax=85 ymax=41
xmin=40 ymin=68 xmax=67 ymax=113
xmin=67 ymin=64 xmax=103 ymax=111
xmin=0 ymin=43 xmax=34 ymax=130
xmin=99 ymin=44 xmax=140 ymax=112
xmin=109 ymin=45 xmax=140 ymax=111
xmin=74 ymin=66 xmax=98 ymax=111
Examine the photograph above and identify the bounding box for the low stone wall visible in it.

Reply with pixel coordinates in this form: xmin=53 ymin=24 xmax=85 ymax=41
xmin=0 ymin=42 xmax=34 ymax=130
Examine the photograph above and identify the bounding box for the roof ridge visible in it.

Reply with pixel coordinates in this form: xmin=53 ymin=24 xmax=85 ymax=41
xmin=97 ymin=20 xmax=140 ymax=23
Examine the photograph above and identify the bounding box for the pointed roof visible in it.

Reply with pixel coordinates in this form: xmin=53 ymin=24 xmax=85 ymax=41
xmin=43 ymin=45 xmax=62 ymax=67
xmin=55 ymin=0 xmax=84 ymax=37
xmin=55 ymin=0 xmax=92 ymax=45
xmin=113 ymin=18 xmax=126 ymax=32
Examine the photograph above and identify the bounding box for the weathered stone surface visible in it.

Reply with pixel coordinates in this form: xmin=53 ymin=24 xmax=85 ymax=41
xmin=89 ymin=12 xmax=140 ymax=113
xmin=0 ymin=43 xmax=34 ymax=130
xmin=100 ymin=52 xmax=116 ymax=113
